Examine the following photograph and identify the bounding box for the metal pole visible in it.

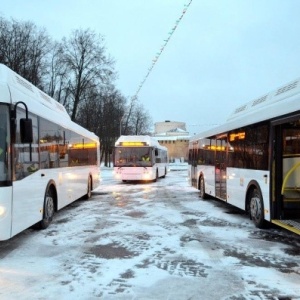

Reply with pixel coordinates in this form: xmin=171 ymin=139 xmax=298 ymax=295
xmin=120 ymin=115 xmax=123 ymax=136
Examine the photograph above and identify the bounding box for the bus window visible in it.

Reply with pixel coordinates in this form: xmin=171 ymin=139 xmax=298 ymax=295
xmin=228 ymin=125 xmax=268 ymax=170
xmin=14 ymin=109 xmax=39 ymax=180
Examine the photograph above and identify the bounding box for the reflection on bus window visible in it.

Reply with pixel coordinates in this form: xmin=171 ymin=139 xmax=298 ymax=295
xmin=13 ymin=112 xmax=98 ymax=181
xmin=14 ymin=109 xmax=39 ymax=180
xmin=68 ymin=133 xmax=98 ymax=166
xmin=283 ymin=125 xmax=300 ymax=156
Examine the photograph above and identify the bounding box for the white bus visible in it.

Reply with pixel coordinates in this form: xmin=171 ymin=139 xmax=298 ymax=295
xmin=189 ymin=78 xmax=300 ymax=235
xmin=0 ymin=64 xmax=100 ymax=241
xmin=113 ymin=135 xmax=168 ymax=182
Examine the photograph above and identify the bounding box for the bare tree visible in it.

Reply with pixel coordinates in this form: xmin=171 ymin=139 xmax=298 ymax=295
xmin=0 ymin=17 xmax=51 ymax=87
xmin=76 ymin=85 xmax=127 ymax=166
xmin=121 ymin=96 xmax=136 ymax=135
xmin=46 ymin=42 xmax=66 ymax=96
xmin=130 ymin=102 xmax=152 ymax=135
xmin=121 ymin=97 xmax=152 ymax=135
xmin=61 ymin=28 xmax=115 ymax=121
xmin=0 ymin=16 xmax=154 ymax=165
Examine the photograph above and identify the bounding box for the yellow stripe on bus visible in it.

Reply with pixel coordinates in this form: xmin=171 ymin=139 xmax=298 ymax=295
xmin=271 ymin=220 xmax=300 ymax=235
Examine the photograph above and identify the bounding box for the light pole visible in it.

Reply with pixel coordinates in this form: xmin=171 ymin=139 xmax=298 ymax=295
xmin=119 ymin=115 xmax=124 ymax=136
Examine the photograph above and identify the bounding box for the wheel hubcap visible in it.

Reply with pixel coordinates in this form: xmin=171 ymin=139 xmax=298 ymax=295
xmin=45 ymin=196 xmax=54 ymax=218
xmin=250 ymin=196 xmax=261 ymax=220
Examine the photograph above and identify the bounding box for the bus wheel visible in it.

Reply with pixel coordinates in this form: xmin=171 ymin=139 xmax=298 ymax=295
xmin=40 ymin=186 xmax=55 ymax=229
xmin=249 ymin=188 xmax=265 ymax=228
xmin=84 ymin=176 xmax=92 ymax=199
xmin=154 ymin=169 xmax=158 ymax=182
xmin=199 ymin=176 xmax=206 ymax=199
xmin=162 ymin=168 xmax=167 ymax=178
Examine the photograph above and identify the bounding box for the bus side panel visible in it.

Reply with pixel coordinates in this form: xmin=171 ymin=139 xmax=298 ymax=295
xmin=198 ymin=165 xmax=216 ymax=197
xmin=157 ymin=162 xmax=167 ymax=178
xmin=0 ymin=187 xmax=13 ymax=240
xmin=61 ymin=165 xmax=100 ymax=204
xmin=11 ymin=165 xmax=100 ymax=237
xmin=227 ymin=167 xmax=270 ymax=221
xmin=44 ymin=166 xmax=99 ymax=210
xmin=12 ymin=172 xmax=47 ymax=236
xmin=188 ymin=165 xmax=195 ymax=187
xmin=92 ymin=165 xmax=101 ymax=191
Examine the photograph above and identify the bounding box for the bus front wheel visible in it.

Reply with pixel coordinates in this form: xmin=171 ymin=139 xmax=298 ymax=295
xmin=162 ymin=167 xmax=167 ymax=178
xmin=84 ymin=176 xmax=92 ymax=199
xmin=40 ymin=186 xmax=55 ymax=229
xmin=154 ymin=169 xmax=158 ymax=182
xmin=249 ymin=188 xmax=265 ymax=228
xmin=199 ymin=176 xmax=206 ymax=199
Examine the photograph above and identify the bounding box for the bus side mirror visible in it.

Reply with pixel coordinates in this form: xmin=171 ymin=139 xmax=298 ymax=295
xmin=13 ymin=101 xmax=33 ymax=144
xmin=155 ymin=149 xmax=158 ymax=156
xmin=20 ymin=118 xmax=33 ymax=143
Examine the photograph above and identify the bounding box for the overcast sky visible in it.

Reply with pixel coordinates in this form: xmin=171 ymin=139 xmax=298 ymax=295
xmin=1 ymin=0 xmax=300 ymax=134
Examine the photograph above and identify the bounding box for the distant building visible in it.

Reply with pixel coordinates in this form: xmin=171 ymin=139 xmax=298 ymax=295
xmin=152 ymin=120 xmax=190 ymax=162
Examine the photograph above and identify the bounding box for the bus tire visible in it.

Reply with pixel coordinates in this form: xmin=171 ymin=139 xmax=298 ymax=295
xmin=162 ymin=167 xmax=167 ymax=178
xmin=249 ymin=188 xmax=265 ymax=228
xmin=154 ymin=169 xmax=158 ymax=182
xmin=199 ymin=176 xmax=207 ymax=199
xmin=40 ymin=185 xmax=55 ymax=229
xmin=84 ymin=176 xmax=92 ymax=200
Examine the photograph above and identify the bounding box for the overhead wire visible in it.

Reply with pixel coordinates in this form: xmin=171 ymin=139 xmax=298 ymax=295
xmin=131 ymin=0 xmax=193 ymax=102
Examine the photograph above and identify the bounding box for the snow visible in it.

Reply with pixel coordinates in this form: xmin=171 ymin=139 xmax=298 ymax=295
xmin=0 ymin=167 xmax=299 ymax=300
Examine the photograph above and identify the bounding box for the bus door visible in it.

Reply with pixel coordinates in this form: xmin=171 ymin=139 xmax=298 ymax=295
xmin=189 ymin=141 xmax=198 ymax=188
xmin=215 ymin=136 xmax=227 ymax=200
xmin=272 ymin=117 xmax=300 ymax=224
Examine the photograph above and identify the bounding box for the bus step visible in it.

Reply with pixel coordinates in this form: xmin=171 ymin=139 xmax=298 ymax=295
xmin=272 ymin=219 xmax=300 ymax=235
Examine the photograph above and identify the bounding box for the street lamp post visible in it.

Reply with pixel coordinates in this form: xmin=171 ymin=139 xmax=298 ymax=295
xmin=119 ymin=115 xmax=124 ymax=136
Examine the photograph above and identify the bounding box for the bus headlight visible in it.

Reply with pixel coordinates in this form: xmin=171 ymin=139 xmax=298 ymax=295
xmin=0 ymin=206 xmax=6 ymax=217
xmin=143 ymin=169 xmax=151 ymax=180
xmin=113 ymin=170 xmax=122 ymax=179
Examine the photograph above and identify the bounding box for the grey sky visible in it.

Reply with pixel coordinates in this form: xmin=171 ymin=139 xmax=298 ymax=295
xmin=1 ymin=0 xmax=300 ymax=134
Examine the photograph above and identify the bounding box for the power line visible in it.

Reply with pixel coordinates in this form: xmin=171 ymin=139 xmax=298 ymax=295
xmin=132 ymin=0 xmax=193 ymax=101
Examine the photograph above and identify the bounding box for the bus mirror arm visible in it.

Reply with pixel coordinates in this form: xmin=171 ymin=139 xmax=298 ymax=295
xmin=12 ymin=101 xmax=33 ymax=144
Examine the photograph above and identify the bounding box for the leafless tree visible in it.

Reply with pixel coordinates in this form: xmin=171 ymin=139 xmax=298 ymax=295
xmin=0 ymin=16 xmax=153 ymax=166
xmin=61 ymin=28 xmax=115 ymax=121
xmin=0 ymin=17 xmax=51 ymax=87
xmin=130 ymin=102 xmax=152 ymax=135
xmin=121 ymin=97 xmax=152 ymax=135
xmin=76 ymin=85 xmax=126 ymax=166
xmin=46 ymin=42 xmax=66 ymax=97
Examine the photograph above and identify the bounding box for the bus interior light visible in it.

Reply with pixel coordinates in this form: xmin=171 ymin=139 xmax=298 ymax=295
xmin=229 ymin=132 xmax=245 ymax=141
xmin=119 ymin=142 xmax=147 ymax=146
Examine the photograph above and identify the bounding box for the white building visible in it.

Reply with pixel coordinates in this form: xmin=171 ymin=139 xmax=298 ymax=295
xmin=152 ymin=121 xmax=190 ymax=162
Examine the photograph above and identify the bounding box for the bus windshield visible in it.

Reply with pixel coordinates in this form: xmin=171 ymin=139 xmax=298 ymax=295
xmin=114 ymin=147 xmax=152 ymax=167
xmin=0 ymin=104 xmax=11 ymax=184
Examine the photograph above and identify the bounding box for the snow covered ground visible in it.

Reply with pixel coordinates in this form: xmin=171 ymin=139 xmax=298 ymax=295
xmin=0 ymin=167 xmax=299 ymax=300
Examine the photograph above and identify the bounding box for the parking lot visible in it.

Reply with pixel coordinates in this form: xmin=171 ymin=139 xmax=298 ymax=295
xmin=0 ymin=168 xmax=300 ymax=300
